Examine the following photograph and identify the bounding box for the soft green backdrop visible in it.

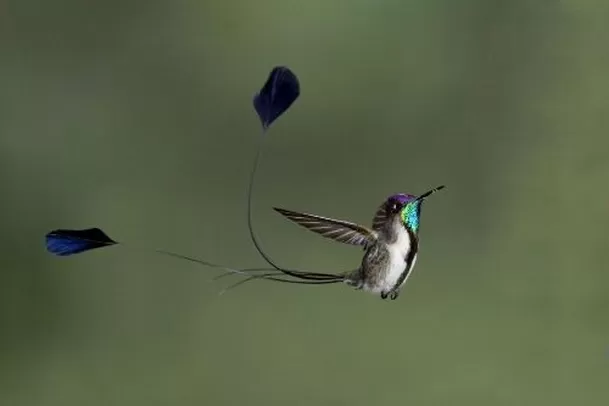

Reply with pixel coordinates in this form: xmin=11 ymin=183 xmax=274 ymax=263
xmin=2 ymin=1 xmax=609 ymax=405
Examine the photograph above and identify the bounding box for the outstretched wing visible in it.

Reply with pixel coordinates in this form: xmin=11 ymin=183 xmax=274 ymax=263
xmin=273 ymin=207 xmax=377 ymax=247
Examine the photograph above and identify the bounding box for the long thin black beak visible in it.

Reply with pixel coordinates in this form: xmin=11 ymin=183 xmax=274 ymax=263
xmin=415 ymin=185 xmax=445 ymax=202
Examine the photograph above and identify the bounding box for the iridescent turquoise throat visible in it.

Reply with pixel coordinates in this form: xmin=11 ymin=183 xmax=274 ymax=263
xmin=401 ymin=202 xmax=421 ymax=233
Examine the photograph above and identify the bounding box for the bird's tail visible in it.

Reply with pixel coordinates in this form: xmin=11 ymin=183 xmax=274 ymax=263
xmin=342 ymin=269 xmax=363 ymax=289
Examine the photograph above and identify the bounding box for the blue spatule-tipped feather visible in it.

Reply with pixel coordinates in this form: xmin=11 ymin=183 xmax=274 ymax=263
xmin=247 ymin=66 xmax=346 ymax=284
xmin=253 ymin=66 xmax=300 ymax=129
xmin=43 ymin=227 xmax=335 ymax=288
xmin=46 ymin=228 xmax=117 ymax=256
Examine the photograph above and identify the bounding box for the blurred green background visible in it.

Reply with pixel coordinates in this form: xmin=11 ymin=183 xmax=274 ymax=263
xmin=2 ymin=1 xmax=609 ymax=405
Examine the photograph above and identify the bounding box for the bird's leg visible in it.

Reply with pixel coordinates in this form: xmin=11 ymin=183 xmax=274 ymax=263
xmin=380 ymin=291 xmax=389 ymax=300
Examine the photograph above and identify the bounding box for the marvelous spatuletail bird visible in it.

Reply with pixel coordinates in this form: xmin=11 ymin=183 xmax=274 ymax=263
xmin=44 ymin=66 xmax=447 ymax=300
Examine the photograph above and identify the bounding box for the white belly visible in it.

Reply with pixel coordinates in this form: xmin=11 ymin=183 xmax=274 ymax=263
xmin=364 ymin=228 xmax=416 ymax=294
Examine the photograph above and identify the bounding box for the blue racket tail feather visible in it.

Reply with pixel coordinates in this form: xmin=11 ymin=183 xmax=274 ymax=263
xmin=46 ymin=228 xmax=117 ymax=256
xmin=253 ymin=66 xmax=300 ymax=129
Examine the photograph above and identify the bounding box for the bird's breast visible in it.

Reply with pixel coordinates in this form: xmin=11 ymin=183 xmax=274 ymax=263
xmin=363 ymin=228 xmax=415 ymax=294
xmin=385 ymin=228 xmax=413 ymax=287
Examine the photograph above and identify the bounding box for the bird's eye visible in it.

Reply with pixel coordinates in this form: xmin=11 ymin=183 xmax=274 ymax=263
xmin=388 ymin=201 xmax=400 ymax=213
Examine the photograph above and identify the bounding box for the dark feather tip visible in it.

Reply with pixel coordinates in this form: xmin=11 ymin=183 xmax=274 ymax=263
xmin=253 ymin=66 xmax=300 ymax=129
xmin=45 ymin=227 xmax=117 ymax=256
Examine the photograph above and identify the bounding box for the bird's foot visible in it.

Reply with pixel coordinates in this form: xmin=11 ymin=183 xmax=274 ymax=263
xmin=380 ymin=290 xmax=399 ymax=300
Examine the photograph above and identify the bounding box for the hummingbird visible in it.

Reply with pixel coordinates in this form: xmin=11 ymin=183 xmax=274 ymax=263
xmin=43 ymin=67 xmax=447 ymax=301
xmin=264 ymin=186 xmax=446 ymax=300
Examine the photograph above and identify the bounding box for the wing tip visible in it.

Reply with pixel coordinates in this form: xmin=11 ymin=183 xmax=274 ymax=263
xmin=273 ymin=207 xmax=299 ymax=218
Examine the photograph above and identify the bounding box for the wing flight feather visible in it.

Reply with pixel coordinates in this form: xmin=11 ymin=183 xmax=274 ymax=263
xmin=273 ymin=207 xmax=377 ymax=247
